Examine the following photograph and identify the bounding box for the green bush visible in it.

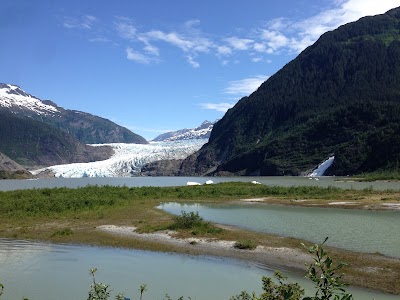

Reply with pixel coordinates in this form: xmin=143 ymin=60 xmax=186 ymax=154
xmin=233 ymin=240 xmax=257 ymax=250
xmin=168 ymin=211 xmax=223 ymax=235
xmin=171 ymin=211 xmax=204 ymax=229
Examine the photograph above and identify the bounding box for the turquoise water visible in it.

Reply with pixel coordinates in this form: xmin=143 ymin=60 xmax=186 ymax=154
xmin=0 ymin=239 xmax=397 ymax=300
xmin=159 ymin=203 xmax=400 ymax=258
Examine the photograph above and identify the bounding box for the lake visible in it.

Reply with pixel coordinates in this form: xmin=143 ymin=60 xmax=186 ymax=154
xmin=0 ymin=176 xmax=400 ymax=191
xmin=0 ymin=239 xmax=397 ymax=300
xmin=158 ymin=202 xmax=400 ymax=258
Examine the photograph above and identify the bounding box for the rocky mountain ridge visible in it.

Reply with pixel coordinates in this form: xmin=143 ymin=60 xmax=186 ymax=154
xmin=0 ymin=83 xmax=147 ymax=144
xmin=152 ymin=120 xmax=215 ymax=142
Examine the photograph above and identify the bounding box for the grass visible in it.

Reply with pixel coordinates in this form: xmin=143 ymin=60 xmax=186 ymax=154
xmin=356 ymin=170 xmax=400 ymax=181
xmin=0 ymin=182 xmax=399 ymax=294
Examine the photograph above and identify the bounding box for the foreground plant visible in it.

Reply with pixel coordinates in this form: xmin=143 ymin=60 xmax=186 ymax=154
xmin=230 ymin=238 xmax=353 ymax=300
xmin=230 ymin=271 xmax=304 ymax=300
xmin=302 ymin=238 xmax=353 ymax=300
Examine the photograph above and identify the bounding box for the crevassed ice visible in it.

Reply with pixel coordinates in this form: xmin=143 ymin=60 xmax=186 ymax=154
xmin=31 ymin=139 xmax=207 ymax=178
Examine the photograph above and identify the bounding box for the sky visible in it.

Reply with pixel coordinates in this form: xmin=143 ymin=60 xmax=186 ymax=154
xmin=1 ymin=0 xmax=400 ymax=140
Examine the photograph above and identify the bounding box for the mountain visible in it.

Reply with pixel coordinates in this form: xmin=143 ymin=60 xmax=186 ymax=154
xmin=175 ymin=7 xmax=400 ymax=176
xmin=0 ymin=84 xmax=147 ymax=144
xmin=0 ymin=110 xmax=113 ymax=168
xmin=152 ymin=120 xmax=216 ymax=142
xmin=0 ymin=152 xmax=32 ymax=179
xmin=32 ymin=140 xmax=207 ymax=178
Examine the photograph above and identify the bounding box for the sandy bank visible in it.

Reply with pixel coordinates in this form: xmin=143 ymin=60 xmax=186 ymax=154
xmin=236 ymin=197 xmax=400 ymax=211
xmin=97 ymin=224 xmax=311 ymax=272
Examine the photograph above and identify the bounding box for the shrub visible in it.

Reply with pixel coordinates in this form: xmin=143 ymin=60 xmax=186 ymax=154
xmin=51 ymin=228 xmax=74 ymax=237
xmin=233 ymin=240 xmax=257 ymax=250
xmin=171 ymin=211 xmax=204 ymax=229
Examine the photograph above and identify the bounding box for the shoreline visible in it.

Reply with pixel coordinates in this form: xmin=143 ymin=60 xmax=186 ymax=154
xmin=97 ymin=224 xmax=312 ymax=272
xmin=94 ymin=220 xmax=400 ymax=296
xmin=234 ymin=197 xmax=400 ymax=211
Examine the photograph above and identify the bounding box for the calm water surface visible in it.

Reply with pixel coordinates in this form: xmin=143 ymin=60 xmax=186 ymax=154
xmin=0 ymin=239 xmax=397 ymax=300
xmin=159 ymin=203 xmax=400 ymax=258
xmin=0 ymin=176 xmax=400 ymax=191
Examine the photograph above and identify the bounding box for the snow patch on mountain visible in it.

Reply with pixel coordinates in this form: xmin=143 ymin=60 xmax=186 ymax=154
xmin=153 ymin=120 xmax=215 ymax=142
xmin=31 ymin=139 xmax=207 ymax=178
xmin=0 ymin=84 xmax=59 ymax=115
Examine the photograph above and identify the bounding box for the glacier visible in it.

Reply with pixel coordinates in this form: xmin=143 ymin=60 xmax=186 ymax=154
xmin=31 ymin=139 xmax=207 ymax=178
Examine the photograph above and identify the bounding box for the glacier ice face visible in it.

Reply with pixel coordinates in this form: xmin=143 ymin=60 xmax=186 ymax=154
xmin=31 ymin=139 xmax=207 ymax=178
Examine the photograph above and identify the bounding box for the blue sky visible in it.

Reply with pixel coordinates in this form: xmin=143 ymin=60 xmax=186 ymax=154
xmin=1 ymin=0 xmax=400 ymax=140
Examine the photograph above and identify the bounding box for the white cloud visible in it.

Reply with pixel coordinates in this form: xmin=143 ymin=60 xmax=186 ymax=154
xmin=146 ymin=30 xmax=194 ymax=52
xmin=126 ymin=47 xmax=151 ymax=64
xmin=115 ymin=20 xmax=137 ymax=40
xmin=261 ymin=30 xmax=290 ymax=52
xmin=199 ymin=102 xmax=235 ymax=112
xmin=225 ymin=37 xmax=254 ymax=50
xmin=185 ymin=19 xmax=201 ymax=28
xmin=142 ymin=29 xmax=214 ymax=67
xmin=261 ymin=0 xmax=400 ymax=54
xmin=143 ymin=44 xmax=160 ymax=56
xmin=217 ymin=46 xmax=232 ymax=56
xmin=251 ymin=57 xmax=263 ymax=63
xmin=187 ymin=55 xmax=200 ymax=68
xmin=63 ymin=15 xmax=97 ymax=30
xmin=64 ymin=1 xmax=400 ymax=67
xmin=89 ymin=37 xmax=110 ymax=43
xmin=224 ymin=75 xmax=269 ymax=96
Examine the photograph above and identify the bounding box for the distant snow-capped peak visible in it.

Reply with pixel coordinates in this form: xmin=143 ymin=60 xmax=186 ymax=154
xmin=0 ymin=83 xmax=59 ymax=115
xmin=153 ymin=120 xmax=216 ymax=142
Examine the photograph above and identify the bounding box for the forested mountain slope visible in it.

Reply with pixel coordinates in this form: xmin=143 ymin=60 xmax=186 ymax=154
xmin=0 ymin=111 xmax=113 ymax=168
xmin=179 ymin=7 xmax=400 ymax=176
xmin=0 ymin=84 xmax=147 ymax=144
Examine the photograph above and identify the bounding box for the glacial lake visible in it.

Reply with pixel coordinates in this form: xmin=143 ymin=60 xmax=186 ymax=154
xmin=1 ymin=176 xmax=400 ymax=191
xmin=0 ymin=239 xmax=397 ymax=300
xmin=159 ymin=203 xmax=400 ymax=258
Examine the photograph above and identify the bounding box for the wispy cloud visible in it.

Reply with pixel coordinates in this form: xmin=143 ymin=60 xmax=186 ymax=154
xmin=225 ymin=37 xmax=254 ymax=51
xmin=126 ymin=47 xmax=152 ymax=64
xmin=89 ymin=37 xmax=111 ymax=43
xmin=113 ymin=17 xmax=215 ymax=68
xmin=258 ymin=0 xmax=400 ymax=53
xmin=115 ymin=21 xmax=137 ymax=40
xmin=62 ymin=1 xmax=400 ymax=66
xmin=224 ymin=75 xmax=269 ymax=96
xmin=63 ymin=15 xmax=97 ymax=30
xmin=199 ymin=102 xmax=235 ymax=113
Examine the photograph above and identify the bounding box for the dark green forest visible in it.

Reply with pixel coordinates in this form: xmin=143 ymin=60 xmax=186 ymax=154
xmin=181 ymin=7 xmax=400 ymax=176
xmin=0 ymin=111 xmax=113 ymax=168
